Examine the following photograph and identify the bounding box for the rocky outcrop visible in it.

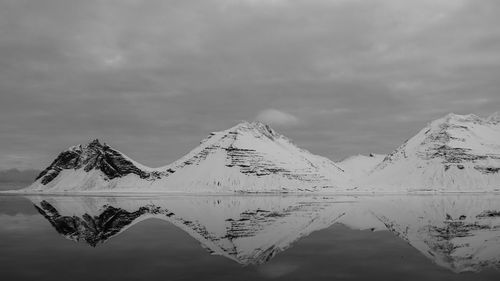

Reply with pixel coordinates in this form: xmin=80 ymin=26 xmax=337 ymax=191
xmin=35 ymin=139 xmax=161 ymax=185
xmin=34 ymin=200 xmax=157 ymax=246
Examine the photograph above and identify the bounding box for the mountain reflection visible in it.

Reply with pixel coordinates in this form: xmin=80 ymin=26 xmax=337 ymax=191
xmin=28 ymin=195 xmax=500 ymax=272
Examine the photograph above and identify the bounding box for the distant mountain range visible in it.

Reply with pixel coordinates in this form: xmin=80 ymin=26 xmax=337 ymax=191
xmin=11 ymin=112 xmax=500 ymax=193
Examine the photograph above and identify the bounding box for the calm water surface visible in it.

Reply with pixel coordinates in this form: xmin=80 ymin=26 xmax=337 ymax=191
xmin=1 ymin=183 xmax=500 ymax=281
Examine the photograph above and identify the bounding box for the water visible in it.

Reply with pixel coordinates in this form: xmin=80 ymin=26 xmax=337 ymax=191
xmin=1 ymin=184 xmax=500 ymax=280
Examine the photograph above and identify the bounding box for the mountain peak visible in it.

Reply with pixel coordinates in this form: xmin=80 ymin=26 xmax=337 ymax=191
xmin=161 ymin=119 xmax=349 ymax=192
xmin=438 ymin=113 xmax=482 ymax=125
xmin=87 ymin=138 xmax=103 ymax=147
xmin=68 ymin=138 xmax=105 ymax=153
xmin=364 ymin=112 xmax=500 ymax=191
xmin=198 ymin=121 xmax=281 ymax=145
xmin=34 ymin=138 xmax=154 ymax=187
xmin=431 ymin=112 xmax=500 ymax=127
xmin=229 ymin=121 xmax=280 ymax=139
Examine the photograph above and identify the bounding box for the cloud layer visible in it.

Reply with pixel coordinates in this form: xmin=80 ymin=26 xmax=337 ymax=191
xmin=0 ymin=0 xmax=499 ymax=169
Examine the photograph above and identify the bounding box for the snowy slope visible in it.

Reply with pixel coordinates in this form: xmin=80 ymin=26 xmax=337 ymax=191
xmin=359 ymin=113 xmax=500 ymax=192
xmin=23 ymin=121 xmax=350 ymax=193
xmin=338 ymin=154 xmax=385 ymax=179
xmin=148 ymin=121 xmax=350 ymax=192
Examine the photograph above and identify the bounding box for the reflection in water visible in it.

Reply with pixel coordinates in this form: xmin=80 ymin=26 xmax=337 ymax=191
xmin=28 ymin=195 xmax=500 ymax=272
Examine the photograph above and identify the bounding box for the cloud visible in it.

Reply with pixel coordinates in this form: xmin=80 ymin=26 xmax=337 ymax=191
xmin=1 ymin=0 xmax=500 ymax=168
xmin=255 ymin=109 xmax=300 ymax=127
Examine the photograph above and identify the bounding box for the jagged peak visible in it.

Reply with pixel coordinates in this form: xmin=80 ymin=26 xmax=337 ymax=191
xmin=203 ymin=121 xmax=282 ymax=142
xmin=435 ymin=112 xmax=500 ymax=126
xmin=67 ymin=139 xmax=110 ymax=153
xmin=231 ymin=121 xmax=278 ymax=135
xmin=422 ymin=113 xmax=486 ymax=134
xmin=198 ymin=121 xmax=285 ymax=147
xmin=88 ymin=138 xmax=102 ymax=147
xmin=241 ymin=121 xmax=279 ymax=137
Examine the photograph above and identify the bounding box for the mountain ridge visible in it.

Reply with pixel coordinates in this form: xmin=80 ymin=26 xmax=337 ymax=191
xmin=24 ymin=121 xmax=350 ymax=193
xmin=10 ymin=112 xmax=500 ymax=193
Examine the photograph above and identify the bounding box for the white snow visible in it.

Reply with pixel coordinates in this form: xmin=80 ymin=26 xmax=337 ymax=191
xmin=357 ymin=113 xmax=500 ymax=192
xmin=338 ymin=154 xmax=385 ymax=179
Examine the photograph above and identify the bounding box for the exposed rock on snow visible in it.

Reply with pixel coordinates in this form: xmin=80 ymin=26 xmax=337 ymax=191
xmin=34 ymin=199 xmax=154 ymax=247
xmin=360 ymin=113 xmax=500 ymax=192
xmin=35 ymin=139 xmax=160 ymax=185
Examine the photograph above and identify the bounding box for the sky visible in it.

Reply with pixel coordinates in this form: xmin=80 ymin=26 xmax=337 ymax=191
xmin=1 ymin=0 xmax=500 ymax=170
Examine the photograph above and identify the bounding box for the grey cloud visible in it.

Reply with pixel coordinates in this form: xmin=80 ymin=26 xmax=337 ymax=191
xmin=0 ymin=0 xmax=499 ymax=169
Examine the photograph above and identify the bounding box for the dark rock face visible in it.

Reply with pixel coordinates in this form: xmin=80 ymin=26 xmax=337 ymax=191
xmin=477 ymin=210 xmax=500 ymax=218
xmin=417 ymin=122 xmax=493 ymax=163
xmin=34 ymin=200 xmax=156 ymax=246
xmin=474 ymin=166 xmax=500 ymax=174
xmin=417 ymin=122 xmax=500 ymax=174
xmin=425 ymin=145 xmax=489 ymax=163
xmin=423 ymin=215 xmax=495 ymax=270
xmin=35 ymin=139 xmax=161 ymax=185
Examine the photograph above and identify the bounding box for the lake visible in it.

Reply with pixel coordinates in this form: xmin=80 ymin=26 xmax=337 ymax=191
xmin=1 ymin=183 xmax=500 ymax=280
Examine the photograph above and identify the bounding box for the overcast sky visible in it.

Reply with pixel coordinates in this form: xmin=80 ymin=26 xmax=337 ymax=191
xmin=1 ymin=0 xmax=500 ymax=170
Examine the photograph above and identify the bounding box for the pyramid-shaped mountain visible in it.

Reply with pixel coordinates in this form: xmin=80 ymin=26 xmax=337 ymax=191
xmin=359 ymin=113 xmax=500 ymax=192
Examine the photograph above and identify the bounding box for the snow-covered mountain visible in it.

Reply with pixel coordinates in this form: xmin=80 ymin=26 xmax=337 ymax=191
xmin=25 ymin=121 xmax=350 ymax=193
xmin=28 ymin=195 xmax=500 ymax=271
xmin=359 ymin=113 xmax=500 ymax=192
xmin=27 ymin=139 xmax=162 ymax=192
